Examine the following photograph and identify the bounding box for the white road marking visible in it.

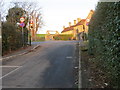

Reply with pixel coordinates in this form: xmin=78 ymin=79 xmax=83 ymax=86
xmin=2 ymin=52 xmax=25 ymax=60
xmin=74 ymin=67 xmax=78 ymax=69
xmin=78 ymin=42 xmax=82 ymax=88
xmin=66 ymin=56 xmax=73 ymax=59
xmin=0 ymin=66 xmax=22 ymax=79
xmin=0 ymin=66 xmax=20 ymax=67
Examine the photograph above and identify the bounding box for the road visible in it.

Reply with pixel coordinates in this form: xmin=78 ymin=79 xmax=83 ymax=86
xmin=2 ymin=41 xmax=78 ymax=88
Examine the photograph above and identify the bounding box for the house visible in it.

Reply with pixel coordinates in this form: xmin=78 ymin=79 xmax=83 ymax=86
xmin=61 ymin=10 xmax=94 ymax=40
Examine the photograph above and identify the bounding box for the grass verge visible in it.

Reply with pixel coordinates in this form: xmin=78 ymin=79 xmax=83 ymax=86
xmin=80 ymin=40 xmax=110 ymax=88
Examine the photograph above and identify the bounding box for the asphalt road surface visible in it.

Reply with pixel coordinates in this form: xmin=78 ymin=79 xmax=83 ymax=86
xmin=2 ymin=41 xmax=78 ymax=88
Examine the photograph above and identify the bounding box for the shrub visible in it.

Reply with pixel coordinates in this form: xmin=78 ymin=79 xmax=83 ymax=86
xmin=2 ymin=22 xmax=28 ymax=55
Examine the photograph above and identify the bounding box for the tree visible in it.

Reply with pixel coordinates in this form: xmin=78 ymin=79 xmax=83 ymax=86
xmin=6 ymin=6 xmax=26 ymax=25
xmin=2 ymin=4 xmax=29 ymax=54
xmin=30 ymin=10 xmax=43 ymax=40
xmin=10 ymin=2 xmax=43 ymax=40
xmin=2 ymin=1 xmax=43 ymax=54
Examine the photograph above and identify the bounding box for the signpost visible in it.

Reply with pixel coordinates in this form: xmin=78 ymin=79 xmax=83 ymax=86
xmin=20 ymin=22 xmax=25 ymax=27
xmin=29 ymin=20 xmax=33 ymax=46
xmin=20 ymin=17 xmax=25 ymax=47
xmin=86 ymin=19 xmax=90 ymax=26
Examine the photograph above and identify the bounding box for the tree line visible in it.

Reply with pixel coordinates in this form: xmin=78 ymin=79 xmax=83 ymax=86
xmin=1 ymin=2 xmax=43 ymax=55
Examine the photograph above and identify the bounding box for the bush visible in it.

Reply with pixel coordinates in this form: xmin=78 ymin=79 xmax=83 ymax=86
xmin=34 ymin=37 xmax=45 ymax=41
xmin=2 ymin=6 xmax=29 ymax=55
xmin=88 ymin=2 xmax=120 ymax=88
xmin=2 ymin=22 xmax=28 ymax=55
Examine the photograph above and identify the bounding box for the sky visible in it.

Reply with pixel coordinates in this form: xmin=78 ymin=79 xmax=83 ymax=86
xmin=37 ymin=0 xmax=99 ymax=34
xmin=4 ymin=0 xmax=99 ymax=34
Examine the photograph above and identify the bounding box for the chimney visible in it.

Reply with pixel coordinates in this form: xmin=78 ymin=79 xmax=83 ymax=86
xmin=69 ymin=22 xmax=71 ymax=27
xmin=90 ymin=10 xmax=94 ymax=12
xmin=74 ymin=20 xmax=76 ymax=25
xmin=63 ymin=26 xmax=65 ymax=29
xmin=77 ymin=18 xmax=81 ymax=22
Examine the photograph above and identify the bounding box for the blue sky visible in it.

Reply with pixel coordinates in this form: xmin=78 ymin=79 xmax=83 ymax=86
xmin=4 ymin=0 xmax=99 ymax=34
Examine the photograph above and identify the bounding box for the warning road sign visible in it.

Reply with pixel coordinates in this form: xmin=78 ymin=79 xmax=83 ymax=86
xmin=20 ymin=17 xmax=25 ymax=23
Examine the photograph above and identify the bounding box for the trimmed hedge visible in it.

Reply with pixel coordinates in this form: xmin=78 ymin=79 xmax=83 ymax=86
xmin=53 ymin=34 xmax=73 ymax=40
xmin=88 ymin=2 xmax=120 ymax=88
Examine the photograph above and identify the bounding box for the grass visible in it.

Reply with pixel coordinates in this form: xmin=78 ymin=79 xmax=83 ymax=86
xmin=80 ymin=40 xmax=89 ymax=51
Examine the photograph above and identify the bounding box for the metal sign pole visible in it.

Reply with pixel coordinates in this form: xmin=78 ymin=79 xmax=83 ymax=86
xmin=28 ymin=21 xmax=31 ymax=46
xmin=29 ymin=28 xmax=31 ymax=46
xmin=20 ymin=17 xmax=25 ymax=47
xmin=22 ymin=27 xmax=24 ymax=47
xmin=29 ymin=20 xmax=33 ymax=46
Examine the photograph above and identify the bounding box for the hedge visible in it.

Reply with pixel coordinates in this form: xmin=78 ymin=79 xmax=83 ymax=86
xmin=53 ymin=34 xmax=73 ymax=40
xmin=88 ymin=2 xmax=120 ymax=88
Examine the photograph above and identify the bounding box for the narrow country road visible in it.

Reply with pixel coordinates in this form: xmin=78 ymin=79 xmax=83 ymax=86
xmin=2 ymin=41 xmax=79 ymax=88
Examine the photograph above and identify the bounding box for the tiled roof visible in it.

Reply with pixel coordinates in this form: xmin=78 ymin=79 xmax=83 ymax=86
xmin=61 ymin=25 xmax=75 ymax=33
xmin=75 ymin=19 xmax=86 ymax=26
xmin=61 ymin=10 xmax=94 ymax=33
xmin=61 ymin=19 xmax=86 ymax=33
